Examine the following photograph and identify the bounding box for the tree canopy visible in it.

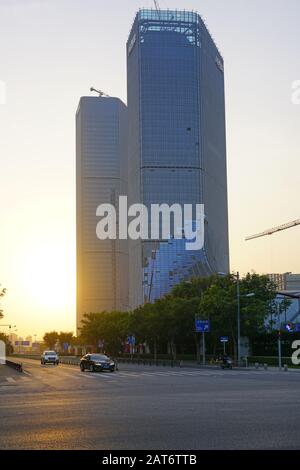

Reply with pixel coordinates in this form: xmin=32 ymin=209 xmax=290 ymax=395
xmin=0 ymin=284 xmax=7 ymax=320
xmin=78 ymin=273 xmax=280 ymax=359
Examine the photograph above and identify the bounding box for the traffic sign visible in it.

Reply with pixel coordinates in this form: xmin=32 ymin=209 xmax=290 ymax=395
xmin=195 ymin=319 xmax=210 ymax=333
xmin=220 ymin=336 xmax=229 ymax=343
xmin=283 ymin=322 xmax=296 ymax=332
xmin=127 ymin=335 xmax=136 ymax=345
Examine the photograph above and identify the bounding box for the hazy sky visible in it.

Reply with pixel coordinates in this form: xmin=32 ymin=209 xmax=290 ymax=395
xmin=0 ymin=0 xmax=299 ymax=338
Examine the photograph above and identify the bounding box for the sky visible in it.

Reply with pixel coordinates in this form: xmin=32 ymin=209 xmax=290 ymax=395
xmin=0 ymin=0 xmax=299 ymax=339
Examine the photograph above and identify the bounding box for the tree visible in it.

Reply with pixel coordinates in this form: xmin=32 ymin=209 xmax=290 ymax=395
xmin=130 ymin=302 xmax=165 ymax=360
xmin=0 ymin=332 xmax=13 ymax=355
xmin=58 ymin=332 xmax=75 ymax=351
xmin=170 ymin=276 xmax=215 ymax=300
xmin=43 ymin=331 xmax=59 ymax=349
xmin=198 ymin=273 xmax=278 ymax=359
xmin=0 ymin=285 xmax=7 ymax=320
xmin=79 ymin=311 xmax=130 ymax=355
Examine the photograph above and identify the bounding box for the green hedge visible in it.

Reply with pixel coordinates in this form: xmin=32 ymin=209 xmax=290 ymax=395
xmin=248 ymin=356 xmax=299 ymax=367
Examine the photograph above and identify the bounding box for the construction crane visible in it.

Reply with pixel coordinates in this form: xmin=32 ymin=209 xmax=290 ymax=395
xmin=153 ymin=0 xmax=161 ymax=20
xmin=154 ymin=0 xmax=161 ymax=12
xmin=90 ymin=87 xmax=109 ymax=98
xmin=245 ymin=219 xmax=300 ymax=241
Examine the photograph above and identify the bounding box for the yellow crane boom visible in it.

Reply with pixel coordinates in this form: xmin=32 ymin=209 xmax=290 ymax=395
xmin=245 ymin=219 xmax=300 ymax=241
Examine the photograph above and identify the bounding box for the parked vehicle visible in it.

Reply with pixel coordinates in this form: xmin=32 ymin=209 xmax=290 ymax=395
xmin=80 ymin=354 xmax=115 ymax=372
xmin=41 ymin=350 xmax=59 ymax=365
xmin=220 ymin=356 xmax=233 ymax=370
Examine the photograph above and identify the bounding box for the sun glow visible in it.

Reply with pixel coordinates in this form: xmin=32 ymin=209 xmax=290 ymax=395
xmin=7 ymin=222 xmax=76 ymax=336
xmin=22 ymin=241 xmax=75 ymax=313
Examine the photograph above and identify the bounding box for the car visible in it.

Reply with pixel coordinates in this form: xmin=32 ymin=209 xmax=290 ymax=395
xmin=80 ymin=354 xmax=115 ymax=372
xmin=41 ymin=350 xmax=59 ymax=365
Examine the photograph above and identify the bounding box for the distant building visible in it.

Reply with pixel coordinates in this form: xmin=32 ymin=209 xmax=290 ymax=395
xmin=268 ymin=273 xmax=291 ymax=291
xmin=127 ymin=9 xmax=229 ymax=307
xmin=285 ymin=274 xmax=300 ymax=292
xmin=267 ymin=273 xmax=300 ymax=330
xmin=268 ymin=272 xmax=300 ymax=292
xmin=76 ymin=97 xmax=129 ymax=333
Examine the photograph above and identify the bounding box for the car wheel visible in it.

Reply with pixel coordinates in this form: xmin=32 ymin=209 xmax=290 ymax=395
xmin=80 ymin=363 xmax=85 ymax=372
xmin=110 ymin=368 xmax=115 ymax=373
xmin=89 ymin=364 xmax=94 ymax=372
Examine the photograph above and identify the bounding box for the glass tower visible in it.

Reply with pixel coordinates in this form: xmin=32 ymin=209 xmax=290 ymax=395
xmin=127 ymin=10 xmax=229 ymax=307
xmin=76 ymin=97 xmax=128 ymax=332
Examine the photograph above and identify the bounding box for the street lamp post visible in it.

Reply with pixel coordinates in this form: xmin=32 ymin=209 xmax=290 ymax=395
xmin=218 ymin=272 xmax=255 ymax=366
xmin=236 ymin=272 xmax=241 ymax=365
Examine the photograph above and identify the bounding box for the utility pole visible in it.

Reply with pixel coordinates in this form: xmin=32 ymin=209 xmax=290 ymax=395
xmin=278 ymin=330 xmax=282 ymax=370
xmin=236 ymin=272 xmax=241 ymax=365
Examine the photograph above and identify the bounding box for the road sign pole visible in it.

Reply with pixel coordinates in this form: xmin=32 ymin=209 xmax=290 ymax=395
xmin=202 ymin=331 xmax=205 ymax=365
xmin=223 ymin=342 xmax=226 ymax=355
xmin=278 ymin=332 xmax=282 ymax=371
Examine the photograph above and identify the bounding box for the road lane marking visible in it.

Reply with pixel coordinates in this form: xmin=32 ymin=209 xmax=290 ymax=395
xmin=117 ymin=372 xmax=140 ymax=377
xmin=6 ymin=377 xmax=16 ymax=383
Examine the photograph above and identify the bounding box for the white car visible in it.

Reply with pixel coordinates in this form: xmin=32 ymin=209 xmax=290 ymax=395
xmin=41 ymin=350 xmax=59 ymax=365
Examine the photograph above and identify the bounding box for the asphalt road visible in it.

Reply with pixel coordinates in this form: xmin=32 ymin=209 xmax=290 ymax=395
xmin=1 ymin=358 xmax=300 ymax=450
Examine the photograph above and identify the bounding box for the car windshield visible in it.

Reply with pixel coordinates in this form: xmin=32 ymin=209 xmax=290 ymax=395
xmin=45 ymin=351 xmax=56 ymax=355
xmin=90 ymin=354 xmax=110 ymax=361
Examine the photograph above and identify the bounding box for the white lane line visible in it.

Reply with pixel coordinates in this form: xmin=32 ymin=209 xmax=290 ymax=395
xmin=93 ymin=374 xmax=115 ymax=379
xmin=6 ymin=377 xmax=16 ymax=383
xmin=135 ymin=371 xmax=180 ymax=377
xmin=79 ymin=373 xmax=97 ymax=379
xmin=129 ymin=372 xmax=170 ymax=377
xmin=117 ymin=372 xmax=140 ymax=377
xmin=23 ymin=370 xmax=32 ymax=376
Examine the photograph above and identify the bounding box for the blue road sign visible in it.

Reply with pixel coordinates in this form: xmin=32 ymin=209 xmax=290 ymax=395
xmin=195 ymin=319 xmax=210 ymax=333
xmin=283 ymin=322 xmax=296 ymax=332
xmin=127 ymin=335 xmax=136 ymax=345
xmin=63 ymin=342 xmax=69 ymax=351
xmin=220 ymin=336 xmax=229 ymax=343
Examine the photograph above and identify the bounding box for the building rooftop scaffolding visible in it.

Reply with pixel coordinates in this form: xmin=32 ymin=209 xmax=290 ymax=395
xmin=128 ymin=8 xmax=222 ymax=58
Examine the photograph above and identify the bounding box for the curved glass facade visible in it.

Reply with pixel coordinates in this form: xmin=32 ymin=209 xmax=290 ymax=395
xmin=127 ymin=10 xmax=229 ymax=306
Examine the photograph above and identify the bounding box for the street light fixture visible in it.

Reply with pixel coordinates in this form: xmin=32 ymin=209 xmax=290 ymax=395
xmin=218 ymin=272 xmax=255 ymax=365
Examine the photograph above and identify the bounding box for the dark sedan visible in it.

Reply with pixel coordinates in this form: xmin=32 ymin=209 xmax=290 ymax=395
xmin=80 ymin=354 xmax=116 ymax=372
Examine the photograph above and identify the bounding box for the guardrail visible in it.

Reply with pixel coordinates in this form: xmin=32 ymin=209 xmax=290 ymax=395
xmin=116 ymin=357 xmax=182 ymax=368
xmin=59 ymin=358 xmax=80 ymax=366
xmin=6 ymin=359 xmax=23 ymax=372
